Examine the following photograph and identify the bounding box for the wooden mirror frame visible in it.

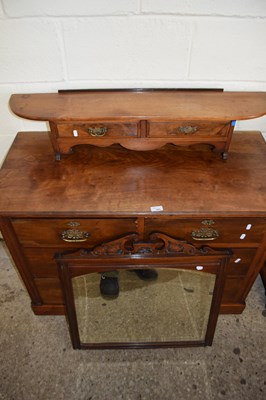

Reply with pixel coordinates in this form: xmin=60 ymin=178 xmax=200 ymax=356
xmin=56 ymin=233 xmax=231 ymax=349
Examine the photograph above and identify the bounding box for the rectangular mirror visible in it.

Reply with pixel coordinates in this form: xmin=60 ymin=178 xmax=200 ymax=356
xmin=73 ymin=268 xmax=216 ymax=345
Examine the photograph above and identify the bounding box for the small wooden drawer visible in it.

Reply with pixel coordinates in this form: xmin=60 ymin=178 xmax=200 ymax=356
xmin=57 ymin=122 xmax=138 ymax=138
xmin=11 ymin=218 xmax=137 ymax=247
xmin=148 ymin=121 xmax=230 ymax=138
xmin=144 ymin=217 xmax=266 ymax=245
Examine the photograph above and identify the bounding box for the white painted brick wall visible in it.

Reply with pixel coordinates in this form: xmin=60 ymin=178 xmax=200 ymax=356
xmin=189 ymin=19 xmax=266 ymax=81
xmin=2 ymin=0 xmax=140 ymax=17
xmin=0 ymin=19 xmax=63 ymax=82
xmin=142 ymin=0 xmax=266 ymax=17
xmin=64 ymin=17 xmax=192 ymax=81
xmin=0 ymin=0 xmax=266 ymax=164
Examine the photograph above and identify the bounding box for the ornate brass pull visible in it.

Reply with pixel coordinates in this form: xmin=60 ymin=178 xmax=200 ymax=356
xmin=178 ymin=126 xmax=198 ymax=135
xmin=88 ymin=127 xmax=108 ymax=137
xmin=61 ymin=229 xmax=90 ymax=242
xmin=191 ymin=220 xmax=219 ymax=241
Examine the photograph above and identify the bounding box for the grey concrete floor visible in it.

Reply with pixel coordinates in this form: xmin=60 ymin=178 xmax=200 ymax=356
xmin=0 ymin=240 xmax=265 ymax=400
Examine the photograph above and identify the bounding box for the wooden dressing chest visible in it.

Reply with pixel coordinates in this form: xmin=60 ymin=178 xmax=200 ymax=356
xmin=0 ymin=131 xmax=265 ymax=317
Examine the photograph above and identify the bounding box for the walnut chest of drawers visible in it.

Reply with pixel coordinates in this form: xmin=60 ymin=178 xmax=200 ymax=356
xmin=0 ymin=131 xmax=265 ymax=316
xmin=9 ymin=89 xmax=266 ymax=160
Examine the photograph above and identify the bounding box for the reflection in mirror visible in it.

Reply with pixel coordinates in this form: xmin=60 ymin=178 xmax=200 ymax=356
xmin=72 ymin=268 xmax=216 ymax=346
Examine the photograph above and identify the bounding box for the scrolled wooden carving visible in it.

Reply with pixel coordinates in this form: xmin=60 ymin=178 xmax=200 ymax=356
xmin=149 ymin=232 xmax=197 ymax=255
xmin=92 ymin=233 xmax=138 ymax=256
xmin=79 ymin=232 xmax=222 ymax=258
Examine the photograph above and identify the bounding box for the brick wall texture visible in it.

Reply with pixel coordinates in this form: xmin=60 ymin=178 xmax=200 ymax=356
xmin=0 ymin=0 xmax=266 ymax=163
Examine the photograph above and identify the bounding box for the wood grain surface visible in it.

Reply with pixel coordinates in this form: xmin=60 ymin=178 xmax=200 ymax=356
xmin=10 ymin=91 xmax=266 ymax=122
xmin=0 ymin=131 xmax=265 ymax=216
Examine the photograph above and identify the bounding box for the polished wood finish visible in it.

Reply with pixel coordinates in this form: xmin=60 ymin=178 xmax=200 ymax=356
xmin=0 ymin=132 xmax=265 ymax=316
xmin=0 ymin=132 xmax=265 ymax=216
xmin=9 ymin=91 xmax=266 ymax=121
xmin=9 ymin=90 xmax=266 ymax=160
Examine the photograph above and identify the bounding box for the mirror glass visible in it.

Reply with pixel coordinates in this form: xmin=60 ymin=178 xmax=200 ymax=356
xmin=71 ymin=268 xmax=216 ymax=345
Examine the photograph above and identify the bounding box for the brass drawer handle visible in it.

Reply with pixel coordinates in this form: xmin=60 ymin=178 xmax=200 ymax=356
xmin=88 ymin=127 xmax=108 ymax=137
xmin=61 ymin=229 xmax=90 ymax=242
xmin=191 ymin=219 xmax=219 ymax=241
xmin=178 ymin=126 xmax=198 ymax=135
xmin=191 ymin=228 xmax=219 ymax=241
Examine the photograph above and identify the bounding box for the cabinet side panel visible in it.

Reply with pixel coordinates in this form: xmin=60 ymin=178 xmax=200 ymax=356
xmin=0 ymin=217 xmax=42 ymax=306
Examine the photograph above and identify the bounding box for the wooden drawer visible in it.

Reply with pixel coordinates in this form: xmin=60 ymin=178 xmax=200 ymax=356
xmin=57 ymin=122 xmax=138 ymax=138
xmin=148 ymin=121 xmax=230 ymax=138
xmin=22 ymin=247 xmax=256 ymax=279
xmin=11 ymin=218 xmax=137 ymax=247
xmin=144 ymin=218 xmax=266 ymax=245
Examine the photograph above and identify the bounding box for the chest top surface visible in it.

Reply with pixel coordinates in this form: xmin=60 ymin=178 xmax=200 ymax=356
xmin=0 ymin=131 xmax=265 ymax=216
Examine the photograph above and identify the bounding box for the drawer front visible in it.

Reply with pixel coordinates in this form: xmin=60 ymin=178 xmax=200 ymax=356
xmin=57 ymin=122 xmax=138 ymax=138
xmin=12 ymin=218 xmax=137 ymax=247
xmin=21 ymin=246 xmax=257 ymax=279
xmin=144 ymin=218 xmax=266 ymax=245
xmin=228 ymin=248 xmax=256 ymax=276
xmin=23 ymin=247 xmax=59 ymax=277
xmin=148 ymin=121 xmax=229 ymax=138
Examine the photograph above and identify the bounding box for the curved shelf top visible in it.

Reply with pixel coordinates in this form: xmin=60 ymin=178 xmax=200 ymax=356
xmin=9 ymin=90 xmax=266 ymax=122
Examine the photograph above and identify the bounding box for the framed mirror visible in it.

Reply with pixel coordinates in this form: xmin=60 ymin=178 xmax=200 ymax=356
xmin=56 ymin=233 xmax=231 ymax=349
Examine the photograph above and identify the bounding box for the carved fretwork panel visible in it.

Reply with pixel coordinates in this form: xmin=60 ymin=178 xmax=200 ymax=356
xmin=76 ymin=232 xmax=225 ymax=258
